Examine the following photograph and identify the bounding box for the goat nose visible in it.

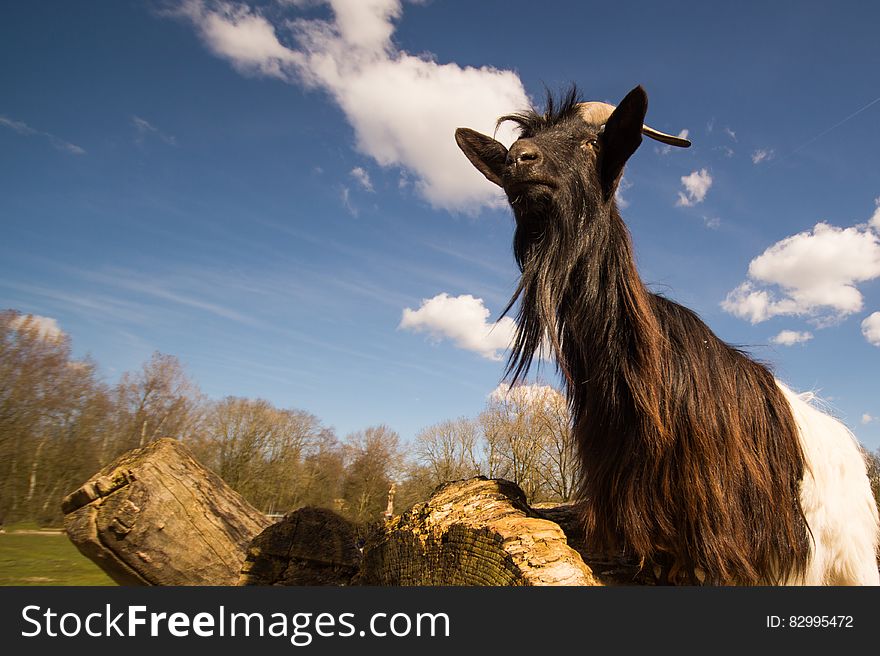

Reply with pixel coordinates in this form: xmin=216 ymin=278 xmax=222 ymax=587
xmin=507 ymin=141 xmax=542 ymax=167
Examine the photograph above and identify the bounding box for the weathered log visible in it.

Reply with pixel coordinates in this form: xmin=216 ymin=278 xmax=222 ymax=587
xmin=357 ymin=477 xmax=602 ymax=586
xmin=62 ymin=438 xmax=271 ymax=585
xmin=64 ymin=441 xmax=651 ymax=585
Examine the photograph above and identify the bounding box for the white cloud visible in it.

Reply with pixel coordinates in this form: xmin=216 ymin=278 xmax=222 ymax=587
xmin=0 ymin=115 xmax=85 ymax=154
xmin=862 ymin=413 xmax=875 ymax=425
xmin=615 ymin=176 xmax=632 ymax=208
xmin=862 ymin=312 xmax=880 ymax=346
xmin=724 ymin=126 xmax=737 ymax=141
xmin=350 ymin=166 xmax=374 ymax=192
xmin=132 ymin=116 xmax=177 ymax=146
xmin=399 ymin=293 xmax=516 ymax=361
xmin=676 ymin=168 xmax=712 ymax=207
xmin=751 ymin=148 xmax=775 ymax=164
xmin=657 ymin=129 xmax=689 ymax=155
xmin=870 ymin=197 xmax=880 ymax=231
xmin=177 ymin=0 xmax=301 ymax=79
xmin=722 ymin=219 xmax=880 ymax=324
xmin=488 ymin=383 xmax=563 ymax=407
xmin=177 ymin=0 xmax=528 ymax=213
xmin=770 ymin=329 xmax=813 ymax=346
xmin=9 ymin=313 xmax=65 ymax=341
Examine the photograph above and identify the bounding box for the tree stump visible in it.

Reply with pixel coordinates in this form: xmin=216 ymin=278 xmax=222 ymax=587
xmin=62 ymin=438 xmax=271 ymax=585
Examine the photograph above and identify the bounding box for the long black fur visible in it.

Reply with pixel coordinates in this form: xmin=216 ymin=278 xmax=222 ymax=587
xmin=457 ymin=86 xmax=811 ymax=584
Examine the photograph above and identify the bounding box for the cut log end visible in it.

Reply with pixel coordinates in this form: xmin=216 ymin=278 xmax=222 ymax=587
xmin=62 ymin=438 xmax=271 ymax=586
xmin=357 ymin=477 xmax=603 ymax=586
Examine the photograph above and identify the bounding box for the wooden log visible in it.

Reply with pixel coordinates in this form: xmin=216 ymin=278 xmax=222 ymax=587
xmin=64 ymin=439 xmax=651 ymax=586
xmin=238 ymin=507 xmax=363 ymax=586
xmin=534 ymin=503 xmax=656 ymax=585
xmin=357 ymin=477 xmax=602 ymax=586
xmin=62 ymin=438 xmax=271 ymax=586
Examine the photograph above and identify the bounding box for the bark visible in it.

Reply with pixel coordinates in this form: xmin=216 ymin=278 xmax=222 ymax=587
xmin=238 ymin=507 xmax=363 ymax=586
xmin=62 ymin=438 xmax=271 ymax=585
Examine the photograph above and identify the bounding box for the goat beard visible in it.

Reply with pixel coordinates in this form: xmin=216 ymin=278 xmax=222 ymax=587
xmin=504 ymin=192 xmax=594 ymax=386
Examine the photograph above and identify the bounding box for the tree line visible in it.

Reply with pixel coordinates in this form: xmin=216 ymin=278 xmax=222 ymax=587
xmin=3 ymin=309 xmax=879 ymax=527
xmin=1 ymin=310 xmax=577 ymax=526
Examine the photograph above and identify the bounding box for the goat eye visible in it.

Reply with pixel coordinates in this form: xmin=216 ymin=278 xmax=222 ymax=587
xmin=583 ymin=138 xmax=598 ymax=149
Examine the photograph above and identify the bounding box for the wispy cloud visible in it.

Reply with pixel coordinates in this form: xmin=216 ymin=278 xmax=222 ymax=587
xmin=770 ymin=329 xmax=813 ymax=346
xmin=173 ymin=0 xmax=528 ymax=213
xmin=862 ymin=413 xmax=875 ymax=425
xmin=615 ymin=176 xmax=632 ymax=208
xmin=48 ymin=265 xmax=266 ymax=328
xmin=340 ymin=186 xmax=358 ymax=216
xmin=870 ymin=196 xmax=880 ymax=231
xmin=350 ymin=166 xmax=374 ymax=192
xmin=132 ymin=115 xmax=177 ymax=146
xmin=723 ymin=126 xmax=737 ymax=142
xmin=676 ymin=168 xmax=712 ymax=207
xmin=657 ymin=129 xmax=689 ymax=155
xmin=0 ymin=115 xmax=85 ymax=154
xmin=751 ymin=148 xmax=775 ymax=164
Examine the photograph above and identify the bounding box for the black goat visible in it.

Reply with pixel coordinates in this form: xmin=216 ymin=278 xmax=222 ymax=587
xmin=455 ymin=85 xmax=879 ymax=585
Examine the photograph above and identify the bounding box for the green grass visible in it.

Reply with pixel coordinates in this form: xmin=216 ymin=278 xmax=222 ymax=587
xmin=0 ymin=525 xmax=116 ymax=586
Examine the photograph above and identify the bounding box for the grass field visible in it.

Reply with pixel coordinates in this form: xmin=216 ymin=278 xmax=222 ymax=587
xmin=0 ymin=524 xmax=115 ymax=586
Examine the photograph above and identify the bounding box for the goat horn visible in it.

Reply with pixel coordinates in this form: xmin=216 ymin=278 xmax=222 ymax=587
xmin=577 ymin=102 xmax=691 ymax=148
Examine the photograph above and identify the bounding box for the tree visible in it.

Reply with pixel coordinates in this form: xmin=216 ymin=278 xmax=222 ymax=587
xmin=531 ymin=387 xmax=577 ymax=502
xmin=187 ymin=397 xmax=329 ymax=514
xmin=479 ymin=384 xmax=575 ymax=503
xmin=0 ymin=310 xmax=109 ymax=524
xmin=866 ymin=448 xmax=880 ymax=512
xmin=393 ymin=461 xmax=440 ymax=515
xmin=341 ymin=425 xmax=402 ymax=523
xmin=414 ymin=417 xmax=482 ymax=487
xmin=294 ymin=430 xmax=346 ymax=512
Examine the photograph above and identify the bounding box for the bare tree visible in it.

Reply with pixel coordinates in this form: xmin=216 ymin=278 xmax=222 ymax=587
xmin=0 ymin=311 xmax=109 ymax=524
xmin=532 ymin=387 xmax=577 ymax=502
xmin=414 ymin=417 xmax=482 ymax=486
xmin=479 ymin=384 xmax=574 ymax=503
xmin=108 ymin=352 xmax=201 ymax=459
xmin=188 ymin=397 xmax=328 ymax=514
xmin=341 ymin=425 xmax=402 ymax=523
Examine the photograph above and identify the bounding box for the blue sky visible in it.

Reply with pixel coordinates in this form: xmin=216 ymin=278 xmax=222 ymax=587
xmin=2 ymin=0 xmax=879 ymax=450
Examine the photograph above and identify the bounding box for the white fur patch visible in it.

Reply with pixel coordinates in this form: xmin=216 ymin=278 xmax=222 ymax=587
xmin=778 ymin=383 xmax=880 ymax=585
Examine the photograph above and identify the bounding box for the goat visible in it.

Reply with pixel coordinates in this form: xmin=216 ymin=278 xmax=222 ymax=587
xmin=455 ymin=85 xmax=880 ymax=585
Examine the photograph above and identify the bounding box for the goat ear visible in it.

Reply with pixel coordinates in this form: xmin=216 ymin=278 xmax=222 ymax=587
xmin=599 ymin=86 xmax=648 ymax=201
xmin=455 ymin=128 xmax=508 ymax=187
